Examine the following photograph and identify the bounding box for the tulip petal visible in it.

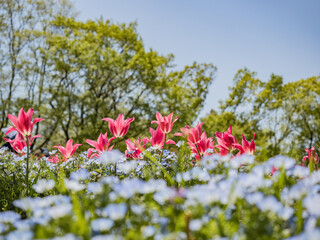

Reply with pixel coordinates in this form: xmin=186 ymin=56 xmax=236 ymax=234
xmin=165 ymin=139 xmax=176 ymax=145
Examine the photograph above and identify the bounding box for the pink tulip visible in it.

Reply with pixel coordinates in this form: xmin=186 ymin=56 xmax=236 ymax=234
xmin=187 ymin=123 xmax=204 ymax=144
xmin=189 ymin=131 xmax=215 ymax=160
xmin=4 ymin=133 xmax=41 ymax=154
xmin=143 ymin=127 xmax=176 ymax=150
xmin=102 ymin=114 xmax=134 ymax=138
xmin=215 ymin=126 xmax=238 ymax=156
xmin=125 ymin=137 xmax=146 ymax=159
xmin=47 ymin=154 xmax=61 ymax=164
xmin=86 ymin=132 xmax=115 ymax=159
xmin=174 ymin=122 xmax=204 ymax=144
xmin=53 ymin=139 xmax=81 ymax=160
xmin=303 ymin=147 xmax=319 ymax=164
xmin=174 ymin=125 xmax=192 ymax=139
xmin=6 ymin=107 xmax=44 ymax=138
xmin=234 ymin=133 xmax=256 ymax=155
xmin=3 ymin=133 xmax=25 ymax=154
xmin=151 ymin=112 xmax=178 ymax=134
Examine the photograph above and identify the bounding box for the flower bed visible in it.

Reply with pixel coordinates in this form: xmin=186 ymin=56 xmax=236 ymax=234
xmin=0 ymin=108 xmax=319 ymax=239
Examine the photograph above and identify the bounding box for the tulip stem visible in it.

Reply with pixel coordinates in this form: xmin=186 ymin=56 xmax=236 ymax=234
xmin=195 ymin=143 xmax=202 ymax=159
xmin=309 ymin=162 xmax=314 ymax=172
xmin=159 ymin=134 xmax=167 ymax=161
xmin=26 ymin=136 xmax=30 ymax=195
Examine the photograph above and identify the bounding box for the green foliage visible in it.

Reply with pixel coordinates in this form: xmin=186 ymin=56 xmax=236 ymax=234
xmin=0 ymin=0 xmax=216 ymax=151
xmin=202 ymin=68 xmax=320 ymax=161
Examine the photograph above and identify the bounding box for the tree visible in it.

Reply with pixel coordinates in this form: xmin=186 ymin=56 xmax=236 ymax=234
xmin=201 ymin=68 xmax=320 ymax=161
xmin=0 ymin=0 xmax=76 ymax=147
xmin=41 ymin=17 xmax=216 ymax=148
xmin=0 ymin=1 xmax=217 ymax=151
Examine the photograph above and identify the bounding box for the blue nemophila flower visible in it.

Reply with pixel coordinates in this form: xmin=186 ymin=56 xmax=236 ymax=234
xmin=182 ymin=171 xmax=191 ymax=181
xmin=70 ymin=169 xmax=89 ymax=181
xmin=0 ymin=223 xmax=9 ymax=234
xmin=286 ymin=229 xmax=320 ymax=240
xmin=189 ymin=167 xmax=210 ymax=181
xmin=151 ymin=210 xmax=160 ymax=224
xmin=49 ymin=150 xmax=57 ymax=155
xmin=101 ymin=176 xmax=119 ymax=186
xmin=189 ymin=219 xmax=202 ymax=231
xmin=285 ymin=183 xmax=309 ymax=202
xmin=130 ymin=204 xmax=144 ymax=215
xmin=228 ymin=169 xmax=238 ymax=178
xmin=257 ymin=195 xmax=283 ymax=214
xmin=64 ymin=179 xmax=85 ymax=192
xmin=91 ymin=235 xmax=123 ymax=240
xmin=48 ymin=203 xmax=73 ymax=219
xmin=237 ymin=172 xmax=271 ymax=192
xmin=14 ymin=154 xmax=27 ymax=162
xmin=153 ymin=188 xmax=176 ymax=205
xmin=186 ymin=185 xmax=220 ymax=206
xmin=141 ymin=179 xmax=167 ymax=193
xmin=117 ymin=161 xmax=138 ymax=174
xmin=162 ymin=149 xmax=170 ymax=156
xmin=304 ymin=193 xmax=320 ymax=217
xmin=51 ymin=234 xmax=81 ymax=240
xmin=13 ymin=219 xmax=34 ymax=231
xmin=142 ymin=225 xmax=156 ymax=238
xmin=14 ymin=195 xmax=70 ymax=212
xmin=305 ymin=216 xmax=318 ymax=231
xmin=212 ymin=154 xmax=232 ymax=164
xmin=245 ymin=192 xmax=264 ymax=205
xmin=201 ymin=155 xmax=218 ymax=170
xmin=218 ymin=178 xmax=237 ymax=204
xmin=112 ymin=179 xmax=144 ymax=199
xmin=31 ymin=208 xmax=51 ymax=225
xmin=176 ymin=141 xmax=185 ymax=147
xmin=87 ymin=182 xmax=103 ymax=194
xmin=91 ymin=218 xmax=114 ymax=232
xmin=0 ymin=211 xmax=21 ymax=224
xmin=98 ymin=203 xmax=127 ymax=221
xmin=310 ymin=185 xmax=320 ymax=195
xmin=230 ymin=154 xmax=255 ymax=169
xmin=98 ymin=150 xmax=124 ymax=166
xmin=306 ymin=171 xmax=320 ymax=186
xmin=289 ymin=165 xmax=310 ymax=178
xmin=32 ymin=179 xmax=55 ymax=193
xmin=79 ymin=151 xmax=88 ymax=158
xmin=0 ymin=146 xmax=9 ymax=153
xmin=266 ymin=155 xmax=295 ymax=170
xmin=154 ymin=233 xmax=165 ymax=240
xmin=278 ymin=206 xmax=294 ymax=220
xmin=6 ymin=230 xmax=33 ymax=240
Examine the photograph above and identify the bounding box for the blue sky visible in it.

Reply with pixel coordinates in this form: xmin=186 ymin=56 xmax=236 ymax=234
xmin=73 ymin=0 xmax=320 ymax=118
